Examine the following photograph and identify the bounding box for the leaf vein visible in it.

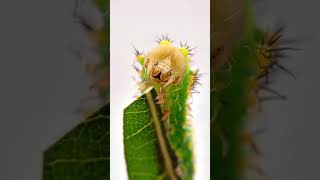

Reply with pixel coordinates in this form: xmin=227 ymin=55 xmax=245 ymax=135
xmin=124 ymin=122 xmax=152 ymax=141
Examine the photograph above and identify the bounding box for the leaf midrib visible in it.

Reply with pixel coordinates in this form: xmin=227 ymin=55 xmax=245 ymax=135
xmin=146 ymin=92 xmax=177 ymax=180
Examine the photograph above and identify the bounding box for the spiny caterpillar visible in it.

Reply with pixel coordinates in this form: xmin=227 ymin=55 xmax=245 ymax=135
xmin=244 ymin=27 xmax=297 ymax=179
xmin=133 ymin=35 xmax=199 ymax=179
xmin=212 ymin=0 xmax=298 ymax=179
xmin=253 ymin=26 xmax=298 ymax=104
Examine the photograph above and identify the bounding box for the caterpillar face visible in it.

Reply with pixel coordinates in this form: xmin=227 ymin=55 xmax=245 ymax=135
xmin=145 ymin=44 xmax=186 ymax=87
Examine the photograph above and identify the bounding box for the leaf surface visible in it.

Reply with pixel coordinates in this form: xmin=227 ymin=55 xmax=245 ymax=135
xmin=43 ymin=104 xmax=109 ymax=180
xmin=124 ymin=88 xmax=178 ymax=180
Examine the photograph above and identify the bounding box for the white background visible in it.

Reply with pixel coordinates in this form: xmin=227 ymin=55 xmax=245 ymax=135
xmin=110 ymin=0 xmax=210 ymax=179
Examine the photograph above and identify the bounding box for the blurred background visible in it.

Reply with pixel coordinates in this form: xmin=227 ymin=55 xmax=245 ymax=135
xmin=0 ymin=0 xmax=102 ymax=179
xmin=252 ymin=0 xmax=320 ymax=179
xmin=110 ymin=0 xmax=210 ymax=179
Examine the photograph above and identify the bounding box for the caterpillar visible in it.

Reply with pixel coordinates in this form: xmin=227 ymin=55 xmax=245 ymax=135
xmin=212 ymin=0 xmax=298 ymax=179
xmin=133 ymin=35 xmax=199 ymax=179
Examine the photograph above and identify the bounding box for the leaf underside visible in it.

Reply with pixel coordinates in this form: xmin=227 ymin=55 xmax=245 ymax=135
xmin=43 ymin=104 xmax=110 ymax=180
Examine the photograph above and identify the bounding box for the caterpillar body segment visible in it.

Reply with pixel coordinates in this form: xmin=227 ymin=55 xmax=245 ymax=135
xmin=212 ymin=0 xmax=298 ymax=178
xmin=134 ymin=37 xmax=198 ymax=179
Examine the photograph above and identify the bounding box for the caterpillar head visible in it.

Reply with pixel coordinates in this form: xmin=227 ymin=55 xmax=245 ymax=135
xmin=145 ymin=44 xmax=186 ymax=87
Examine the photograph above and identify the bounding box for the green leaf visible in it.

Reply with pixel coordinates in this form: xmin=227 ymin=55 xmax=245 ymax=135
xmin=43 ymin=104 xmax=109 ymax=180
xmin=124 ymin=88 xmax=178 ymax=180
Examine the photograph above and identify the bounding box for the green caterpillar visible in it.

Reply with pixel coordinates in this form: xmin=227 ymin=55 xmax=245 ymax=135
xmin=212 ymin=0 xmax=296 ymax=179
xmin=133 ymin=36 xmax=199 ymax=179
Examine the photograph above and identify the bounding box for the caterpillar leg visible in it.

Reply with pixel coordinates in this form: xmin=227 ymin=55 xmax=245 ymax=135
xmin=161 ymin=110 xmax=170 ymax=121
xmin=175 ymin=166 xmax=183 ymax=178
xmin=155 ymin=87 xmax=165 ymax=104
